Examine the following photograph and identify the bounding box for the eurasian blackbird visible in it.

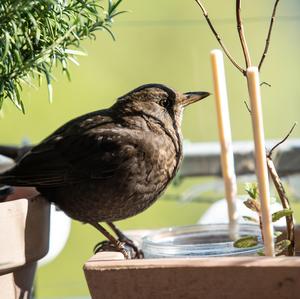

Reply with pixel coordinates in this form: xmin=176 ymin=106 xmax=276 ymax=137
xmin=0 ymin=83 xmax=209 ymax=258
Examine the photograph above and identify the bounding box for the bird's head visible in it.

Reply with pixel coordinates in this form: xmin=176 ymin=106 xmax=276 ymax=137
xmin=116 ymin=83 xmax=210 ymax=129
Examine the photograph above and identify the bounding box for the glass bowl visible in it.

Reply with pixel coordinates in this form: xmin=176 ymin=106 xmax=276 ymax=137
xmin=142 ymin=223 xmax=263 ymax=258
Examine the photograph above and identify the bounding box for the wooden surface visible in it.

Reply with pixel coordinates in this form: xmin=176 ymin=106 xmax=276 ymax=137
xmin=84 ymin=227 xmax=300 ymax=299
xmin=84 ymin=256 xmax=300 ymax=299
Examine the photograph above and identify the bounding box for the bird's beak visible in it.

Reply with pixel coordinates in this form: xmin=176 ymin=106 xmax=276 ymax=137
xmin=181 ymin=91 xmax=210 ymax=107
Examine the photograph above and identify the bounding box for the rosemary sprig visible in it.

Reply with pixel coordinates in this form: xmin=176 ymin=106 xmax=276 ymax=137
xmin=0 ymin=0 xmax=124 ymax=112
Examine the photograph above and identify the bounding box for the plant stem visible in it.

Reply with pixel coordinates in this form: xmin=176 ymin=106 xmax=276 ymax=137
xmin=266 ymin=123 xmax=297 ymax=256
xmin=258 ymin=0 xmax=281 ymax=71
xmin=236 ymin=0 xmax=252 ymax=68
xmin=266 ymin=156 xmax=295 ymax=256
xmin=269 ymin=123 xmax=297 ymax=157
xmin=194 ymin=0 xmax=245 ymax=75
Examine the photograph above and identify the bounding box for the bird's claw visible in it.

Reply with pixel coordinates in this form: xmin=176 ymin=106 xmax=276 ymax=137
xmin=94 ymin=240 xmax=129 ymax=259
xmin=93 ymin=239 xmax=143 ymax=259
xmin=118 ymin=237 xmax=144 ymax=259
xmin=93 ymin=240 xmax=130 ymax=259
xmin=93 ymin=240 xmax=118 ymax=254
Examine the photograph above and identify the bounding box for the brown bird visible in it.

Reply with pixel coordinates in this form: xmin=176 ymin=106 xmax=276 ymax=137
xmin=0 ymin=83 xmax=209 ymax=258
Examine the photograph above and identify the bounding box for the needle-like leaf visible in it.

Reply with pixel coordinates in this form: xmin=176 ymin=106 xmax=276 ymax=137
xmin=0 ymin=0 xmax=124 ymax=112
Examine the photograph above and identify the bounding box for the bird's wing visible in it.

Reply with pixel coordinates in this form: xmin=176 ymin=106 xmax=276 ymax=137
xmin=0 ymin=115 xmax=141 ymax=187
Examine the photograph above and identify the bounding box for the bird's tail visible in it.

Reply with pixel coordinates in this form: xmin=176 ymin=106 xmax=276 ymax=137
xmin=0 ymin=145 xmax=32 ymax=160
xmin=0 ymin=173 xmax=36 ymax=187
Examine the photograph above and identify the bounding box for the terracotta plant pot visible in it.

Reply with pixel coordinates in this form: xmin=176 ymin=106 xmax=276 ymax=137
xmin=0 ymin=192 xmax=50 ymax=299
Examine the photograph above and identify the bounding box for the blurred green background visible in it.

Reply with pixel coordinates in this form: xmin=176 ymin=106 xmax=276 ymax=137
xmin=1 ymin=1 xmax=300 ymax=298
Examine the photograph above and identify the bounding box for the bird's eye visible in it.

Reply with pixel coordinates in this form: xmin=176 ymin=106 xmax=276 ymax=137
xmin=159 ymin=98 xmax=172 ymax=110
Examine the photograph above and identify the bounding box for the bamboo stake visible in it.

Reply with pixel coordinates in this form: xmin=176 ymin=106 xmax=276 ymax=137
xmin=210 ymin=49 xmax=238 ymax=235
xmin=246 ymin=66 xmax=274 ymax=256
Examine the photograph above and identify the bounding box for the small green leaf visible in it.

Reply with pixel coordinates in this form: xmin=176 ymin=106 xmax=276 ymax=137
xmin=274 ymin=231 xmax=283 ymax=238
xmin=257 ymin=239 xmax=291 ymax=256
xmin=44 ymin=70 xmax=53 ymax=103
xmin=257 ymin=249 xmax=265 ymax=256
xmin=47 ymin=83 xmax=53 ymax=104
xmin=20 ymin=101 xmax=26 ymax=114
xmin=275 ymin=240 xmax=291 ymax=256
xmin=245 ymin=182 xmax=258 ymax=199
xmin=65 ymin=49 xmax=87 ymax=56
xmin=243 ymin=198 xmax=261 ymax=213
xmin=272 ymin=209 xmax=293 ymax=222
xmin=63 ymin=68 xmax=71 ymax=81
xmin=67 ymin=56 xmax=80 ymax=66
xmin=242 ymin=216 xmax=258 ymax=223
xmin=234 ymin=236 xmax=258 ymax=248
xmin=35 ymin=27 xmax=41 ymax=45
xmin=2 ymin=31 xmax=11 ymax=61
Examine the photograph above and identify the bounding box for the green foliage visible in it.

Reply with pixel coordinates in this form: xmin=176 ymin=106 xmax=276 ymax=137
xmin=242 ymin=215 xmax=258 ymax=223
xmin=0 ymin=0 xmax=124 ymax=112
xmin=257 ymin=249 xmax=265 ymax=256
xmin=272 ymin=208 xmax=293 ymax=222
xmin=258 ymin=240 xmax=291 ymax=256
xmin=273 ymin=231 xmax=282 ymax=238
xmin=240 ymin=182 xmax=294 ymax=255
xmin=274 ymin=240 xmax=291 ymax=256
xmin=245 ymin=182 xmax=259 ymax=200
xmin=233 ymin=236 xmax=258 ymax=248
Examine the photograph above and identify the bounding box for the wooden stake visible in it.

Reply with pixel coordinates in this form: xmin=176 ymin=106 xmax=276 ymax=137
xmin=246 ymin=66 xmax=274 ymax=256
xmin=210 ymin=50 xmax=238 ymax=232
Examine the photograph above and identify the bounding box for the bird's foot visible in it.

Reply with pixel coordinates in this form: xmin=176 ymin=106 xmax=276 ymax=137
xmin=117 ymin=235 xmax=144 ymax=259
xmin=91 ymin=222 xmax=143 ymax=259
xmin=93 ymin=240 xmax=118 ymax=254
xmin=93 ymin=240 xmax=131 ymax=259
xmin=106 ymin=222 xmax=144 ymax=259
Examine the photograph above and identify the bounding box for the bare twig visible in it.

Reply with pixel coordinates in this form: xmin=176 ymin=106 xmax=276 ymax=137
xmin=244 ymin=81 xmax=271 ymax=114
xmin=194 ymin=0 xmax=245 ymax=74
xmin=258 ymin=0 xmax=281 ymax=71
xmin=267 ymin=157 xmax=295 ymax=256
xmin=236 ymin=0 xmax=252 ymax=68
xmin=268 ymin=122 xmax=297 ymax=157
xmin=259 ymin=215 xmax=264 ymax=242
xmin=243 ymin=100 xmax=251 ymax=113
xmin=266 ymin=122 xmax=297 ymax=256
xmin=260 ymin=82 xmax=271 ymax=87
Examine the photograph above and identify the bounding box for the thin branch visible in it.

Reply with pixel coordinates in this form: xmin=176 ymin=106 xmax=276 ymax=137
xmin=268 ymin=122 xmax=297 ymax=157
xmin=267 ymin=157 xmax=295 ymax=256
xmin=258 ymin=0 xmax=281 ymax=71
xmin=266 ymin=122 xmax=297 ymax=256
xmin=236 ymin=0 xmax=252 ymax=68
xmin=244 ymin=81 xmax=271 ymax=114
xmin=260 ymin=82 xmax=271 ymax=87
xmin=244 ymin=100 xmax=251 ymax=113
xmin=244 ymin=108 xmax=296 ymax=255
xmin=194 ymin=0 xmax=245 ymax=75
